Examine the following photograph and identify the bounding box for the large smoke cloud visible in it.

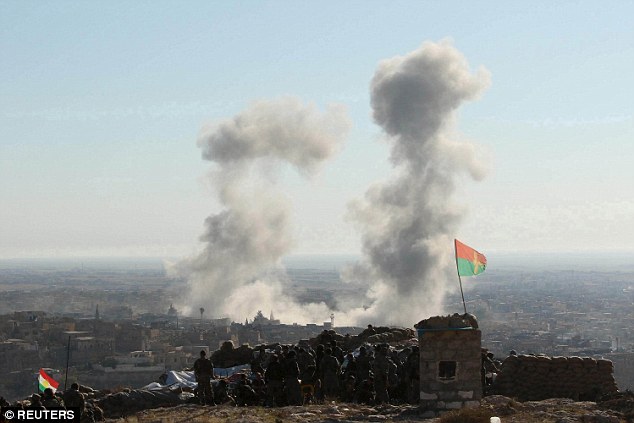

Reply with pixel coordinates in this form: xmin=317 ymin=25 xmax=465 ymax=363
xmin=182 ymin=40 xmax=489 ymax=327
xmin=182 ymin=97 xmax=350 ymax=319
xmin=345 ymin=40 xmax=490 ymax=325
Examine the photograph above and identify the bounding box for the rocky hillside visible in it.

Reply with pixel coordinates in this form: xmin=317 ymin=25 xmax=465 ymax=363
xmin=103 ymin=394 xmax=634 ymax=423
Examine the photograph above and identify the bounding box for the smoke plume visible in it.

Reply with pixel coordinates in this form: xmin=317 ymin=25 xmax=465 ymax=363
xmin=182 ymin=97 xmax=350 ymax=319
xmin=181 ymin=41 xmax=489 ymax=328
xmin=346 ymin=40 xmax=490 ymax=325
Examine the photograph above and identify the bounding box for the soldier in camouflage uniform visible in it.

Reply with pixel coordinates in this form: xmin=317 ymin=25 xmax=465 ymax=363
xmin=41 ymin=388 xmax=63 ymax=408
xmin=284 ymin=350 xmax=302 ymax=405
xmin=320 ymin=348 xmax=340 ymax=398
xmin=193 ymin=350 xmax=215 ymax=405
xmin=372 ymin=345 xmax=390 ymax=403
xmin=355 ymin=346 xmax=372 ymax=386
xmin=405 ymin=346 xmax=420 ymax=403
xmin=63 ymin=383 xmax=85 ymax=416
xmin=264 ymin=354 xmax=284 ymax=407
xmin=297 ymin=347 xmax=315 ymax=373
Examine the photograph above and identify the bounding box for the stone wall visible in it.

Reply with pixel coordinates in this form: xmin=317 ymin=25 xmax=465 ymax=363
xmin=493 ymin=355 xmax=619 ymax=401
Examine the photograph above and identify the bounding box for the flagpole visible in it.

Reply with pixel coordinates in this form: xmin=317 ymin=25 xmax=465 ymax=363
xmin=64 ymin=335 xmax=71 ymax=391
xmin=454 ymin=239 xmax=468 ymax=315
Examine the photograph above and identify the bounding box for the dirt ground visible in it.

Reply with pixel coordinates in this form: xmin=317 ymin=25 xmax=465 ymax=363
xmin=103 ymin=394 xmax=633 ymax=423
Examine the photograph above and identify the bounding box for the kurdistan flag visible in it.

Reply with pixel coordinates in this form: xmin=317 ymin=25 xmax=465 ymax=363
xmin=455 ymin=239 xmax=487 ymax=276
xmin=38 ymin=368 xmax=59 ymax=393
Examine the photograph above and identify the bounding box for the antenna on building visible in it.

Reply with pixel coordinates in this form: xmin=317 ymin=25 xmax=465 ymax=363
xmin=330 ymin=313 xmax=335 ymax=329
xmin=270 ymin=310 xmax=275 ymax=321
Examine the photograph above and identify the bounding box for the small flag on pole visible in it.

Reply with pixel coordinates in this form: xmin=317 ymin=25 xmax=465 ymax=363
xmin=454 ymin=239 xmax=487 ymax=314
xmin=455 ymin=239 xmax=487 ymax=277
xmin=38 ymin=368 xmax=59 ymax=393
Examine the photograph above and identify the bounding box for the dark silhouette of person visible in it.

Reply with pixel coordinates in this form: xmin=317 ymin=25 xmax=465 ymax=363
xmin=63 ymin=383 xmax=85 ymax=415
xmin=193 ymin=350 xmax=215 ymax=405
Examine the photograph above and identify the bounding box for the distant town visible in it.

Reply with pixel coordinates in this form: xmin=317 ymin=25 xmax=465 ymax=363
xmin=0 ymin=256 xmax=632 ymax=401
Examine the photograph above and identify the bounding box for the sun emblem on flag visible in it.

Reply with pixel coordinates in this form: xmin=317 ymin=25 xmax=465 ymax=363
xmin=472 ymin=251 xmax=484 ymax=274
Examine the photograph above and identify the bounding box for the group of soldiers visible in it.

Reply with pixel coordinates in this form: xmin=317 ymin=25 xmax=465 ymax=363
xmin=193 ymin=338 xmax=421 ymax=407
xmin=0 ymin=383 xmax=86 ymax=416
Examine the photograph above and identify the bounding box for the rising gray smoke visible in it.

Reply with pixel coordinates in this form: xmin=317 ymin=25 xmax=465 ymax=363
xmin=346 ymin=40 xmax=490 ymax=326
xmin=181 ymin=41 xmax=488 ymax=327
xmin=182 ymin=97 xmax=350 ymax=320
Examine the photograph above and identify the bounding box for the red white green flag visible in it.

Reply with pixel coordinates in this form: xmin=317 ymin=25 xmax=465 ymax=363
xmin=455 ymin=239 xmax=487 ymax=277
xmin=38 ymin=368 xmax=59 ymax=393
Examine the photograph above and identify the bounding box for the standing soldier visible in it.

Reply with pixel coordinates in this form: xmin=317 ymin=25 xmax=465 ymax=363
xmin=297 ymin=347 xmax=315 ymax=373
xmin=28 ymin=394 xmax=45 ymax=410
xmin=264 ymin=354 xmax=284 ymax=407
xmin=250 ymin=347 xmax=265 ymax=376
xmin=320 ymin=348 xmax=340 ymax=399
xmin=284 ymin=350 xmax=302 ymax=405
xmin=356 ymin=346 xmax=372 ymax=385
xmin=481 ymin=350 xmax=499 ymax=395
xmin=41 ymin=388 xmax=62 ymax=408
xmin=342 ymin=352 xmax=357 ymax=380
xmin=373 ymin=345 xmax=390 ymax=404
xmin=387 ymin=353 xmax=399 ymax=401
xmin=193 ymin=350 xmax=215 ymax=405
xmin=405 ymin=346 xmax=420 ymax=403
xmin=63 ymin=383 xmax=85 ymax=416
xmin=314 ymin=344 xmax=325 ymax=376
xmin=330 ymin=340 xmax=344 ymax=364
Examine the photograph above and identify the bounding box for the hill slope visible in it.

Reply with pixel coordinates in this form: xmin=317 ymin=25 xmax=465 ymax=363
xmin=103 ymin=395 xmax=633 ymax=423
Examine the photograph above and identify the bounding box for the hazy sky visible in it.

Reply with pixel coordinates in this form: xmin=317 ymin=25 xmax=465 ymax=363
xmin=1 ymin=1 xmax=633 ymax=259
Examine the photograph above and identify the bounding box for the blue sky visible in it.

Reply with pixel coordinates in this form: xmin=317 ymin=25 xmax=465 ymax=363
xmin=1 ymin=1 xmax=633 ymax=258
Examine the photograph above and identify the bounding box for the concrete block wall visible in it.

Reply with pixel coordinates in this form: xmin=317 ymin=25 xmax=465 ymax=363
xmin=419 ymin=328 xmax=482 ymax=416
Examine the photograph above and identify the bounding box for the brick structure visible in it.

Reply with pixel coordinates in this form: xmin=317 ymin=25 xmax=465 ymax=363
xmin=416 ymin=314 xmax=482 ymax=417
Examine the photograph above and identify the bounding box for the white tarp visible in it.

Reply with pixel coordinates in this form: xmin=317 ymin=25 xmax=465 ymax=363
xmin=165 ymin=370 xmax=198 ymax=388
xmin=143 ymin=370 xmax=196 ymax=391
xmin=143 ymin=365 xmax=250 ymax=391
xmin=214 ymin=364 xmax=250 ymax=378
